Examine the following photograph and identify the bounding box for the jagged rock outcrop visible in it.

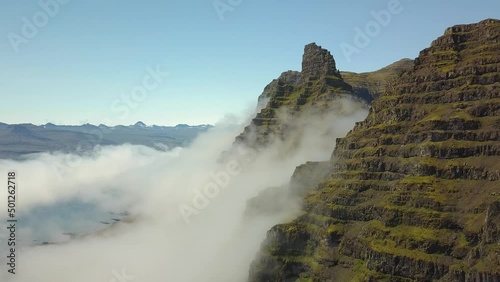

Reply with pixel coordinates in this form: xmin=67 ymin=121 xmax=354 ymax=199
xmin=249 ymin=19 xmax=500 ymax=282
xmin=301 ymin=43 xmax=340 ymax=80
xmin=235 ymin=43 xmax=369 ymax=148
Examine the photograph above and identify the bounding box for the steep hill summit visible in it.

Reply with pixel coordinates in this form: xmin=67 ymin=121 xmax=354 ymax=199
xmin=301 ymin=43 xmax=340 ymax=79
xmin=249 ymin=19 xmax=500 ymax=282
xmin=235 ymin=43 xmax=371 ymax=147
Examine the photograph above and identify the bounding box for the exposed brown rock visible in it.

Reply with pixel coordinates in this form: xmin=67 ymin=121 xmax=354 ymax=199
xmin=301 ymin=43 xmax=340 ymax=80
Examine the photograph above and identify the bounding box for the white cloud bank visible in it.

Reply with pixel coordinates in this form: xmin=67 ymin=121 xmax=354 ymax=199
xmin=0 ymin=97 xmax=368 ymax=282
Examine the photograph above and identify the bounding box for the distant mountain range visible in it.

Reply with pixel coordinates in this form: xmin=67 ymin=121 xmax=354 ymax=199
xmin=0 ymin=121 xmax=213 ymax=159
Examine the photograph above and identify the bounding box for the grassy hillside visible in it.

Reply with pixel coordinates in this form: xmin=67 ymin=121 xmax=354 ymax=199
xmin=341 ymin=58 xmax=414 ymax=100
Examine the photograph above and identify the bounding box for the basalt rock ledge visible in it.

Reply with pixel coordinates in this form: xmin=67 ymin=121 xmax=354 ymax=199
xmin=248 ymin=18 xmax=500 ymax=282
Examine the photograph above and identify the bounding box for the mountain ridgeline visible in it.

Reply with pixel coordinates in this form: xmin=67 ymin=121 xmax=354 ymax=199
xmin=235 ymin=42 xmax=415 ymax=150
xmin=235 ymin=43 xmax=372 ymax=148
xmin=0 ymin=122 xmax=212 ymax=159
xmin=245 ymin=19 xmax=500 ymax=281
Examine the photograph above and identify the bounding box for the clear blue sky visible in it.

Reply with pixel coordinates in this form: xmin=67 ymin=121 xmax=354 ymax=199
xmin=0 ymin=0 xmax=498 ymax=126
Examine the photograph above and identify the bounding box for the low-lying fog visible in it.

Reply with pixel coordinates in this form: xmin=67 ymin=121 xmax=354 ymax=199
xmin=0 ymin=98 xmax=367 ymax=282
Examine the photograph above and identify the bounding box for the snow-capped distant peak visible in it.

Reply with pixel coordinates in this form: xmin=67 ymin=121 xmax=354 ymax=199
xmin=133 ymin=121 xmax=147 ymax=128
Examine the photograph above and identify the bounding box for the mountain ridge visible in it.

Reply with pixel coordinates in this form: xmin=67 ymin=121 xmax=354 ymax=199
xmin=236 ymin=42 xmax=377 ymax=149
xmin=248 ymin=18 xmax=500 ymax=281
xmin=341 ymin=58 xmax=415 ymax=100
xmin=0 ymin=122 xmax=213 ymax=159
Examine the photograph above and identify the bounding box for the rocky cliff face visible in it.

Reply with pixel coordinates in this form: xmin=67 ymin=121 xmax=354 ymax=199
xmin=249 ymin=19 xmax=500 ymax=282
xmin=235 ymin=43 xmax=370 ymax=148
xmin=301 ymin=43 xmax=339 ymax=80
